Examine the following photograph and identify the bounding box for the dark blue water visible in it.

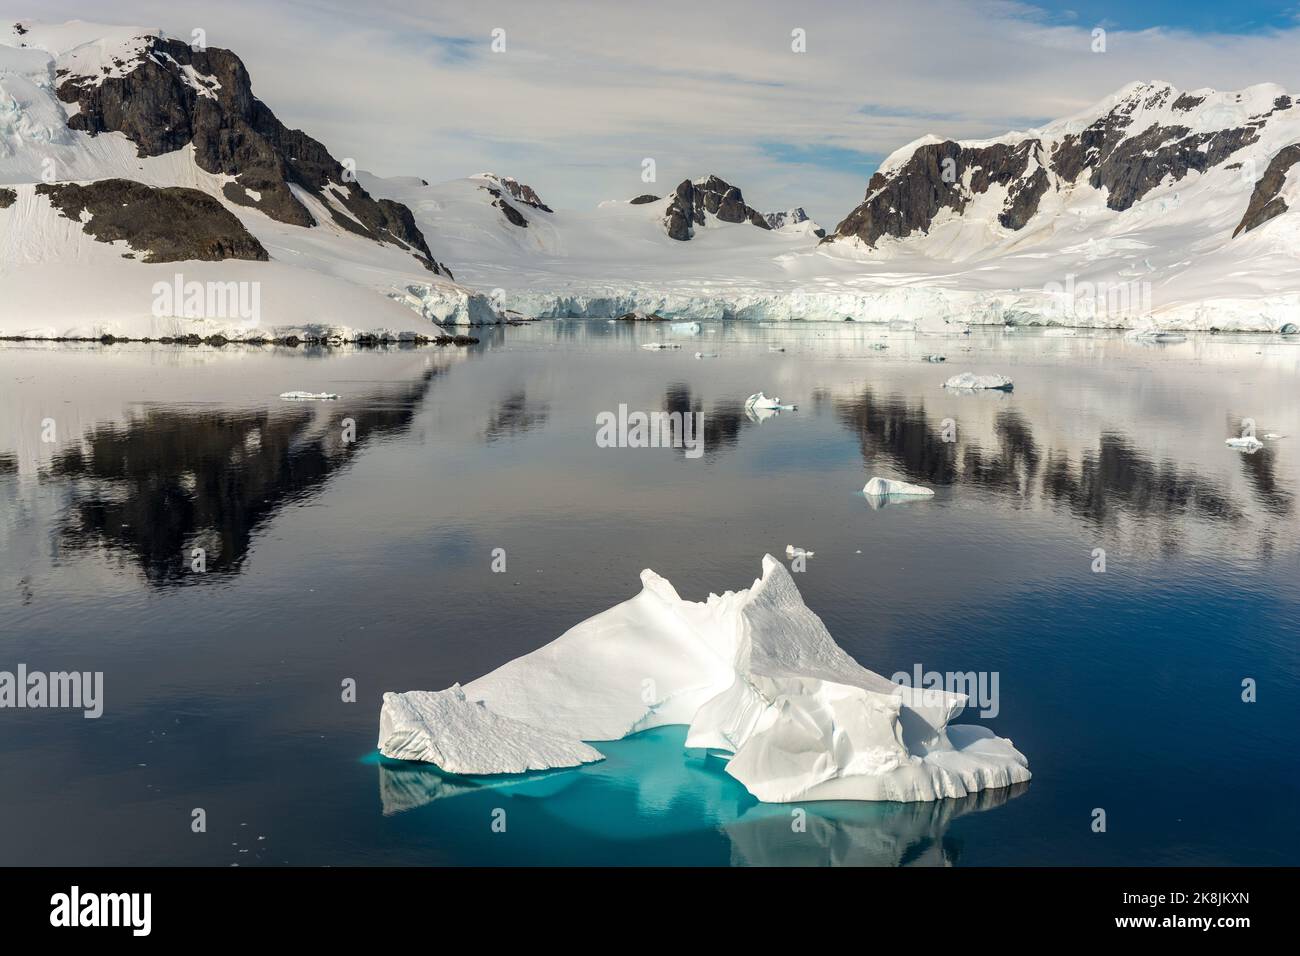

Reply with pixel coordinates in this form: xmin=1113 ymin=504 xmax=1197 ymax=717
xmin=1 ymin=323 xmax=1296 ymax=865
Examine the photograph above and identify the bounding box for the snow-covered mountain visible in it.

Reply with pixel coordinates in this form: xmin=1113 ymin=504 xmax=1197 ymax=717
xmin=359 ymin=170 xmax=829 ymax=317
xmin=820 ymin=81 xmax=1300 ymax=331
xmin=0 ymin=20 xmax=494 ymax=340
xmin=4 ymin=20 xmax=1299 ymax=333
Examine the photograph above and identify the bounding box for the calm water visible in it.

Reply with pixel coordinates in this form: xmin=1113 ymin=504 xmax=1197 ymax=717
xmin=1 ymin=322 xmax=1297 ymax=866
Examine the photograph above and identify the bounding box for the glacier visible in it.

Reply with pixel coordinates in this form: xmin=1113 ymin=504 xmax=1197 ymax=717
xmin=378 ymin=556 xmax=1030 ymax=803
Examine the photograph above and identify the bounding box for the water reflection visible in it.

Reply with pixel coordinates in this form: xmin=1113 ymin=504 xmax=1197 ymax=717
xmin=663 ymin=383 xmax=744 ymax=456
xmin=46 ymin=369 xmax=439 ymax=585
xmin=835 ymin=385 xmax=1287 ymax=546
xmin=374 ymin=728 xmax=1030 ymax=867
xmin=484 ymin=390 xmax=549 ymax=442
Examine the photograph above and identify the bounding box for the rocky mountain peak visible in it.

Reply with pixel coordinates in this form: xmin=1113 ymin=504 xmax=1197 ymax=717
xmin=663 ymin=174 xmax=770 ymax=241
xmin=829 ymin=80 xmax=1299 ymax=250
xmin=48 ymin=31 xmax=451 ymax=275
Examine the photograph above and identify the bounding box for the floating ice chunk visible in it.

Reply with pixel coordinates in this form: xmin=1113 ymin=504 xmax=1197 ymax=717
xmin=640 ymin=342 xmax=680 ymax=350
xmin=870 ymin=343 xmax=888 ymax=350
xmin=671 ymin=321 xmax=701 ymax=335
xmin=378 ymin=557 xmax=1030 ymax=802
xmin=378 ymin=685 xmax=604 ymax=774
xmin=745 ymin=391 xmax=795 ymax=411
xmin=768 ymin=345 xmax=785 ymax=352
xmin=863 ymin=476 xmax=935 ymax=497
xmin=1264 ymin=433 xmax=1285 ymax=440
xmin=922 ymin=354 xmax=946 ymax=363
xmin=279 ymin=391 xmax=339 ymax=401
xmin=1042 ymin=327 xmax=1077 ymax=337
xmin=784 ymin=545 xmax=814 ymax=558
xmin=943 ymin=372 xmax=1013 ymax=391
xmin=694 ymin=351 xmax=719 ymax=359
xmin=1225 ymin=436 xmax=1264 ymax=451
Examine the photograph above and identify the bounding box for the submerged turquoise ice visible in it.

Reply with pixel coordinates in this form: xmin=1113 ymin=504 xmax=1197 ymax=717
xmin=367 ymin=727 xmax=1028 ymax=866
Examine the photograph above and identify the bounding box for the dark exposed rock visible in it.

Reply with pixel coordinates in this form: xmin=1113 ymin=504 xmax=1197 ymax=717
xmin=1233 ymin=143 xmax=1300 ymax=236
xmin=478 ymin=173 xmax=551 ymax=212
xmin=662 ymin=175 xmax=770 ymax=241
xmin=482 ymin=187 xmax=528 ymax=228
xmin=56 ymin=36 xmax=451 ymax=275
xmin=1090 ymin=123 xmax=1259 ymax=211
xmin=629 ymin=194 xmax=660 ymax=204
xmin=35 ymin=179 xmax=268 ymax=262
xmin=1172 ymin=93 xmax=1205 ymax=112
xmin=832 ymin=139 xmax=1042 ymax=246
xmin=0 ymin=187 xmax=15 ymax=209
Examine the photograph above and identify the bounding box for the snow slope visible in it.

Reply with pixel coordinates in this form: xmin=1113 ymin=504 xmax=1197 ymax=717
xmin=379 ymin=555 xmax=1030 ymax=803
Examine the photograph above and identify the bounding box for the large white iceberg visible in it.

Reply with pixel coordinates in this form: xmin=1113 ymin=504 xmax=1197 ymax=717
xmin=378 ymin=557 xmax=1030 ymax=802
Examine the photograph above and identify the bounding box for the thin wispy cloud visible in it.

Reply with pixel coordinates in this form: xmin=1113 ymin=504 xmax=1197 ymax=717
xmin=6 ymin=0 xmax=1300 ymax=223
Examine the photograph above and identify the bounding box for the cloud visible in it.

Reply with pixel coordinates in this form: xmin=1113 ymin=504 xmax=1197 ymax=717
xmin=6 ymin=0 xmax=1300 ymax=223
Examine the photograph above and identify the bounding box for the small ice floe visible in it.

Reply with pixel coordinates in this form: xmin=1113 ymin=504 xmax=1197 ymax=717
xmin=671 ymin=322 xmax=701 ymax=335
xmin=1225 ymin=436 xmax=1264 ymax=451
xmin=1043 ymin=327 xmax=1077 ymax=337
xmin=863 ymin=476 xmax=934 ymax=498
xmin=922 ymin=354 xmax=946 ymax=363
xmin=785 ymin=545 xmax=814 ymax=558
xmin=768 ymin=345 xmax=785 ymax=352
xmin=870 ymin=343 xmax=888 ymax=350
xmin=641 ymin=342 xmax=680 ymax=350
xmin=279 ymin=391 xmax=339 ymax=401
xmin=943 ymin=372 xmax=1013 ymax=391
xmin=694 ymin=352 xmax=719 ymax=359
xmin=1264 ymin=433 xmax=1286 ymax=440
xmin=745 ymin=392 xmax=795 ymax=411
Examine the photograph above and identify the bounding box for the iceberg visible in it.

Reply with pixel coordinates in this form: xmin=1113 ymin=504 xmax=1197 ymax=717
xmin=378 ymin=557 xmax=1030 ymax=803
xmin=784 ymin=545 xmax=815 ymax=558
xmin=943 ymin=372 xmax=1013 ymax=391
xmin=640 ymin=341 xmax=680 ymax=350
xmin=670 ymin=321 xmax=702 ymax=335
xmin=863 ymin=476 xmax=935 ymax=498
xmin=744 ymin=391 xmax=794 ymax=411
xmin=1225 ymin=436 xmax=1264 ymax=451
xmin=279 ymin=391 xmax=339 ymax=400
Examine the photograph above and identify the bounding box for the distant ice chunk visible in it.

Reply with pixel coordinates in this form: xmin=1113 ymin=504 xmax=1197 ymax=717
xmin=768 ymin=345 xmax=785 ymax=352
xmin=640 ymin=342 xmax=680 ymax=350
xmin=694 ymin=351 xmax=719 ymax=359
xmin=1225 ymin=436 xmax=1264 ymax=451
xmin=922 ymin=354 xmax=946 ymax=363
xmin=670 ymin=321 xmax=701 ymax=335
xmin=279 ymin=391 xmax=339 ymax=400
xmin=378 ymin=685 xmax=604 ymax=774
xmin=378 ymin=557 xmax=1030 ymax=802
xmin=784 ymin=545 xmax=815 ymax=558
xmin=745 ymin=391 xmax=794 ymax=411
xmin=943 ymin=373 xmax=1013 ymax=391
xmin=863 ymin=476 xmax=935 ymax=498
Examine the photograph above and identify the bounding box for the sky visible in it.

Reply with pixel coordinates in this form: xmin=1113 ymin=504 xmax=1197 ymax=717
xmin=6 ymin=1 xmax=1300 ymax=224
